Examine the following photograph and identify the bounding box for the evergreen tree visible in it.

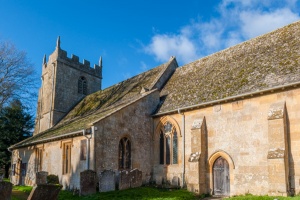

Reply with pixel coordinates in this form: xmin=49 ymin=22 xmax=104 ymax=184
xmin=0 ymin=100 xmax=34 ymax=178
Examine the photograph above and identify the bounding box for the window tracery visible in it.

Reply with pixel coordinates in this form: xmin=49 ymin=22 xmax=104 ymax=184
xmin=159 ymin=121 xmax=178 ymax=165
xmin=119 ymin=137 xmax=131 ymax=170
xmin=78 ymin=76 xmax=87 ymax=95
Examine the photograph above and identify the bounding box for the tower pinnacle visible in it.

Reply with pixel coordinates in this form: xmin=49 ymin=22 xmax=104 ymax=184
xmin=43 ymin=54 xmax=46 ymax=65
xmin=99 ymin=56 xmax=102 ymax=67
xmin=56 ymin=36 xmax=61 ymax=49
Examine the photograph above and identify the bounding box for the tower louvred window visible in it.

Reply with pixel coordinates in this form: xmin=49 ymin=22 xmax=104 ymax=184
xmin=78 ymin=76 xmax=87 ymax=95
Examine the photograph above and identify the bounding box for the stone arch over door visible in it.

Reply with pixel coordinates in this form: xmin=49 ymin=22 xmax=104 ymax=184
xmin=208 ymin=151 xmax=235 ymax=196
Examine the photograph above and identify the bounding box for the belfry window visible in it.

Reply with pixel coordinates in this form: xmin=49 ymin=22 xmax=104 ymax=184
xmin=78 ymin=76 xmax=87 ymax=95
xmin=119 ymin=137 xmax=131 ymax=170
xmin=159 ymin=121 xmax=178 ymax=165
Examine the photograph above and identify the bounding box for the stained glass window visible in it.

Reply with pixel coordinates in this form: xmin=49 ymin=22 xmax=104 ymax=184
xmin=159 ymin=121 xmax=179 ymax=165
xmin=166 ymin=136 xmax=171 ymax=165
xmin=159 ymin=131 xmax=164 ymax=164
xmin=173 ymin=131 xmax=178 ymax=164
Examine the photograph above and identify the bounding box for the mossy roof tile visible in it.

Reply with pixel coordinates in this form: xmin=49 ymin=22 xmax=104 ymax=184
xmin=157 ymin=21 xmax=300 ymax=114
xmin=11 ymin=62 xmax=167 ymax=148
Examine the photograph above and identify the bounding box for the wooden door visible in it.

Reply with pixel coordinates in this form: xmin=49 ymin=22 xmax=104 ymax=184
xmin=213 ymin=157 xmax=230 ymax=196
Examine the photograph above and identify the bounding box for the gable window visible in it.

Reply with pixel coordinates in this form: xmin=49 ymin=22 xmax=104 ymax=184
xmin=78 ymin=76 xmax=87 ymax=95
xmin=159 ymin=121 xmax=178 ymax=165
xmin=62 ymin=142 xmax=72 ymax=174
xmin=119 ymin=137 xmax=131 ymax=170
xmin=35 ymin=148 xmax=43 ymax=172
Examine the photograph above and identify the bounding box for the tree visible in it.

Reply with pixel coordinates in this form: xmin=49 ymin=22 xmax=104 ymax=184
xmin=0 ymin=40 xmax=37 ymax=108
xmin=0 ymin=100 xmax=34 ymax=178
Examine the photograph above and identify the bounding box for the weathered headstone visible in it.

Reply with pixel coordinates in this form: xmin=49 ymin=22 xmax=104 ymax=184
xmin=80 ymin=170 xmax=97 ymax=196
xmin=27 ymin=184 xmax=62 ymax=200
xmin=171 ymin=176 xmax=180 ymax=187
xmin=130 ymin=169 xmax=142 ymax=188
xmin=0 ymin=182 xmax=13 ymax=200
xmin=35 ymin=171 xmax=48 ymax=185
xmin=118 ymin=170 xmax=131 ymax=190
xmin=99 ymin=169 xmax=115 ymax=192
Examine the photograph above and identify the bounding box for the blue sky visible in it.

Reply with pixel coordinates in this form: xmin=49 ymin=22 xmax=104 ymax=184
xmin=1 ymin=0 xmax=300 ymax=107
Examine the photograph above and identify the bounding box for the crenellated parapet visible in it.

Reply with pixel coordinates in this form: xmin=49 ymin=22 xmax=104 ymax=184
xmin=45 ymin=36 xmax=102 ymax=78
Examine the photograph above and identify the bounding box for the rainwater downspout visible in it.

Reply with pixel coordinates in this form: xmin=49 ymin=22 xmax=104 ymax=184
xmin=178 ymin=109 xmax=185 ymax=187
xmin=83 ymin=128 xmax=93 ymax=170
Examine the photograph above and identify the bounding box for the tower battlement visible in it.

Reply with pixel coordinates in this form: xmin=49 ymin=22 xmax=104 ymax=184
xmin=35 ymin=37 xmax=103 ymax=134
xmin=56 ymin=50 xmax=102 ymax=78
xmin=44 ymin=36 xmax=102 ymax=78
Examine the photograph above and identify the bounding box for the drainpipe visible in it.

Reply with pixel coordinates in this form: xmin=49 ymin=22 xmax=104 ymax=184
xmin=178 ymin=109 xmax=185 ymax=187
xmin=83 ymin=128 xmax=93 ymax=170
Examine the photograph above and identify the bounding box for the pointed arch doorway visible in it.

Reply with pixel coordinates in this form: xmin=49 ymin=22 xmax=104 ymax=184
xmin=213 ymin=157 xmax=230 ymax=196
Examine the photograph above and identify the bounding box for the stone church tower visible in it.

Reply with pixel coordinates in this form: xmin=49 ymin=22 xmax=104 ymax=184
xmin=34 ymin=37 xmax=102 ymax=134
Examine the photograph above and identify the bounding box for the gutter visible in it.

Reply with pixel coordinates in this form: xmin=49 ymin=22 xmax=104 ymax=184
xmin=9 ymin=129 xmax=88 ymax=150
xmin=154 ymin=81 xmax=300 ymax=117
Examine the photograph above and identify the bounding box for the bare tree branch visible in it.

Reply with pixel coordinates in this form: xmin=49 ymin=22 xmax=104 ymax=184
xmin=0 ymin=41 xmax=38 ymax=108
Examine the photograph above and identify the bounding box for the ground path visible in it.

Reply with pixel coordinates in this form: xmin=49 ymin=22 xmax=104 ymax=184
xmin=11 ymin=189 xmax=29 ymax=200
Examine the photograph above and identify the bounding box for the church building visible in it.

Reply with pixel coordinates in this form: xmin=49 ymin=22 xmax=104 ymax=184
xmin=9 ymin=21 xmax=300 ymax=196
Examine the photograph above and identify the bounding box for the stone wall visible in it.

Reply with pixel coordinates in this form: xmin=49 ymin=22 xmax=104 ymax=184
xmin=94 ymin=90 xmax=160 ymax=184
xmin=11 ymin=134 xmax=95 ymax=189
xmin=153 ymin=87 xmax=300 ymax=196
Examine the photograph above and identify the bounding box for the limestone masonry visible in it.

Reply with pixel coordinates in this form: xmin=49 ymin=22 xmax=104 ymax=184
xmin=9 ymin=21 xmax=300 ymax=196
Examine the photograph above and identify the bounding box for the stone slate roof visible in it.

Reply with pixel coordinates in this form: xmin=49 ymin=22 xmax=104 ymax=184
xmin=10 ymin=62 xmax=167 ymax=149
xmin=156 ymin=21 xmax=300 ymax=114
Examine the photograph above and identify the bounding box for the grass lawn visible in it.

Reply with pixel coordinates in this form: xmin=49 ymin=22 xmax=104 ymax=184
xmin=11 ymin=185 xmax=202 ymax=200
xmin=11 ymin=183 xmax=300 ymax=200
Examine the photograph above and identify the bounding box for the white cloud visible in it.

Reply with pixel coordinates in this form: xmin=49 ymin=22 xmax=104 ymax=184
xmin=240 ymin=8 xmax=300 ymax=38
xmin=145 ymin=33 xmax=198 ymax=64
xmin=144 ymin=0 xmax=300 ymax=64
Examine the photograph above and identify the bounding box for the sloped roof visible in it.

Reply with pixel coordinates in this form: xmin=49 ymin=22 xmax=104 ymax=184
xmin=10 ymin=62 xmax=168 ymax=149
xmin=156 ymin=21 xmax=300 ymax=114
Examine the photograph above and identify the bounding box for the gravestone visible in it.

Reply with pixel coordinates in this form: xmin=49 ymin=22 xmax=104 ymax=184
xmin=118 ymin=170 xmax=131 ymax=190
xmin=130 ymin=169 xmax=142 ymax=188
xmin=0 ymin=182 xmax=13 ymax=200
xmin=171 ymin=176 xmax=180 ymax=187
xmin=80 ymin=170 xmax=97 ymax=196
xmin=99 ymin=170 xmax=115 ymax=192
xmin=27 ymin=184 xmax=62 ymax=200
xmin=36 ymin=171 xmax=48 ymax=185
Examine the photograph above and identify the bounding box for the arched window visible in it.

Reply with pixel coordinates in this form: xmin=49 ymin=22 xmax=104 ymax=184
xmin=78 ymin=76 xmax=87 ymax=95
xmin=119 ymin=137 xmax=131 ymax=170
xmin=159 ymin=121 xmax=178 ymax=165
